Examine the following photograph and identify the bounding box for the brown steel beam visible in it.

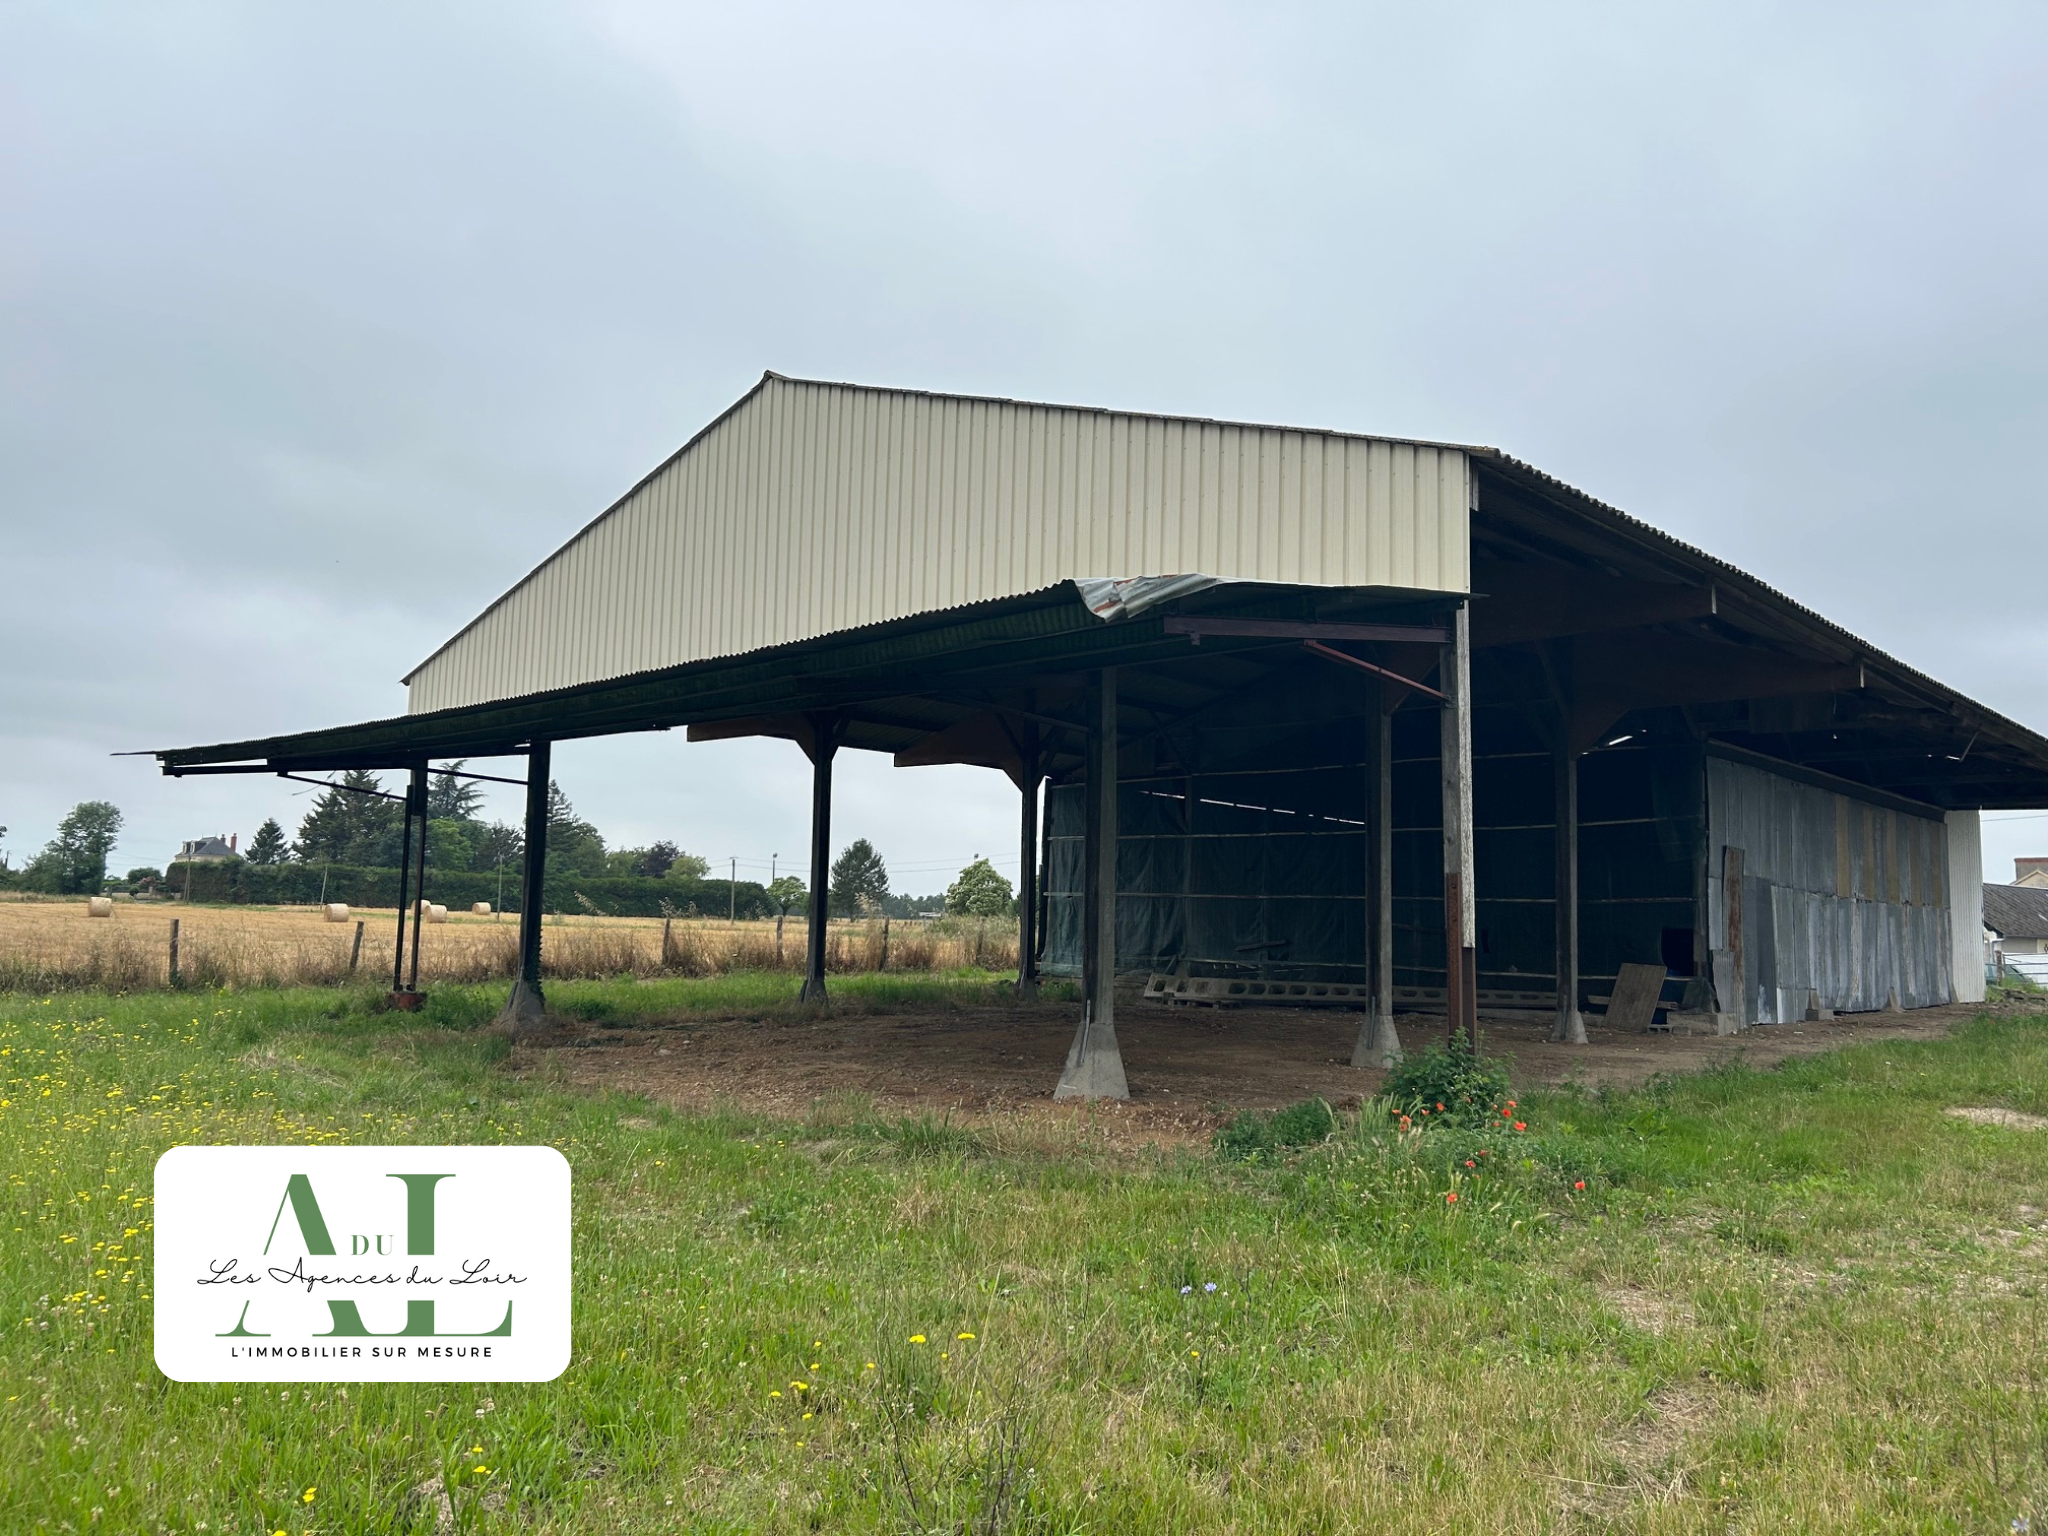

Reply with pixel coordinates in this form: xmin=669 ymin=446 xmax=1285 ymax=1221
xmin=1165 ymin=616 xmax=1452 ymax=645
xmin=1302 ymin=640 xmax=1446 ymax=701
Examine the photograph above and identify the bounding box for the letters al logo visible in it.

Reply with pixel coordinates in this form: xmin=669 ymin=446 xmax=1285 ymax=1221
xmin=156 ymin=1144 xmax=569 ymax=1383
xmin=215 ymin=1170 xmax=514 ymax=1341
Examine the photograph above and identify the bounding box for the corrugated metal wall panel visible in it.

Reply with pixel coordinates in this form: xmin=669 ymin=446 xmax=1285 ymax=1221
xmin=1706 ymin=756 xmax=1952 ymax=1019
xmin=407 ymin=377 xmax=1473 ymax=711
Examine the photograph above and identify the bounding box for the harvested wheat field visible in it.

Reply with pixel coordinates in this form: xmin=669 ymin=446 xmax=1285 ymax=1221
xmin=0 ymin=895 xmax=1016 ymax=991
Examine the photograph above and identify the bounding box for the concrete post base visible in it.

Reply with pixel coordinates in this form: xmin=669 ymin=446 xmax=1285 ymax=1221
xmin=1548 ymin=1006 xmax=1588 ymax=1045
xmin=1351 ymin=1005 xmax=1402 ymax=1069
xmin=492 ymin=978 xmax=549 ymax=1038
xmin=1054 ymin=1005 xmax=1128 ymax=1100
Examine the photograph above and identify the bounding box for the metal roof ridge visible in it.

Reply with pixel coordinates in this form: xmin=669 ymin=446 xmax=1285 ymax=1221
xmin=762 ymin=370 xmax=1501 ymax=457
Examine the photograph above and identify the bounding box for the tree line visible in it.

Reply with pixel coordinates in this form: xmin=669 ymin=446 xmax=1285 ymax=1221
xmin=3 ymin=770 xmax=1019 ymax=918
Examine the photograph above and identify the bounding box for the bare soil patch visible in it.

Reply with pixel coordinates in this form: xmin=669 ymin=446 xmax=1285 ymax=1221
xmin=1944 ymin=1105 xmax=2048 ymax=1131
xmin=523 ymin=994 xmax=2001 ymax=1143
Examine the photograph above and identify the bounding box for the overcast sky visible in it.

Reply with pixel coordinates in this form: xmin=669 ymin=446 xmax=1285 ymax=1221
xmin=4 ymin=1 xmax=2046 ymax=889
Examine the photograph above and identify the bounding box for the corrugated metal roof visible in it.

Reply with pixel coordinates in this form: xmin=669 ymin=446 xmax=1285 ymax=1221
xmin=403 ymin=373 xmax=1473 ymax=711
xmin=1984 ymin=882 xmax=2048 ymax=940
xmin=1472 ymin=449 xmax=2048 ymax=770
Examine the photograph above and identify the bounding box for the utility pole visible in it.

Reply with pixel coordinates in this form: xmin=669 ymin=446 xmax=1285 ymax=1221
xmin=729 ymin=856 xmax=737 ymax=925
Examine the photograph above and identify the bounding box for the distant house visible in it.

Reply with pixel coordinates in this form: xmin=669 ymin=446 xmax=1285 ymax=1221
xmin=174 ymin=834 xmax=239 ymax=863
xmin=2016 ymin=857 xmax=2048 ymax=890
xmin=1984 ymin=882 xmax=2048 ymax=983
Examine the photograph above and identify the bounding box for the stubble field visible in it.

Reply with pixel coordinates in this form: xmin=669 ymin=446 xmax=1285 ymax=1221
xmin=0 ymin=897 xmax=1018 ymax=992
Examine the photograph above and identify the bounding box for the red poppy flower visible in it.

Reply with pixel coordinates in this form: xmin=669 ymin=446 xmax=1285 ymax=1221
xmin=1464 ymin=1159 xmax=1475 ymax=1168
xmin=1444 ymin=1192 xmax=1458 ymax=1203
xmin=1574 ymin=1180 xmax=1586 ymax=1191
xmin=1513 ymin=1121 xmax=1526 ymax=1132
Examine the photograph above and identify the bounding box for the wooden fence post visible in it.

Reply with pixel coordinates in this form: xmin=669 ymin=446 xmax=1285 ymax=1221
xmin=168 ymin=919 xmax=181 ymax=989
xmin=349 ymin=920 xmax=365 ymax=975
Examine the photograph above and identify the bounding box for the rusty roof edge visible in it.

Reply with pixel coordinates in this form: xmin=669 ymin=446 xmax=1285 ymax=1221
xmin=1471 ymin=449 xmax=2048 ymax=771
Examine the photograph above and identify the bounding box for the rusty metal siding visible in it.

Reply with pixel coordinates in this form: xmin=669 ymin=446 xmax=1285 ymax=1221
xmin=405 ymin=377 xmax=1472 ymax=712
xmin=1706 ymin=755 xmax=1952 ymax=1020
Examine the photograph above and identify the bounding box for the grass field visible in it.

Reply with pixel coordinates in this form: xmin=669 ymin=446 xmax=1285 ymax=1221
xmin=0 ymin=897 xmax=1018 ymax=992
xmin=4 ymin=981 xmax=2047 ymax=1533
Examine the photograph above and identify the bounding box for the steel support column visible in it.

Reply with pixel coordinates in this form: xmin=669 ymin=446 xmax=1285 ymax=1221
xmin=1056 ymin=668 xmax=1128 ymax=1099
xmin=1015 ymin=721 xmax=1042 ymax=1000
xmin=390 ymin=774 xmax=417 ymax=997
xmin=405 ymin=763 xmax=428 ymax=993
xmin=1354 ymin=695 xmax=1402 ymax=1068
xmin=801 ymin=713 xmax=842 ymax=1004
xmin=496 ymin=739 xmax=551 ymax=1032
xmin=1550 ymin=735 xmax=1587 ymax=1043
xmin=1441 ymin=606 xmax=1478 ymax=1050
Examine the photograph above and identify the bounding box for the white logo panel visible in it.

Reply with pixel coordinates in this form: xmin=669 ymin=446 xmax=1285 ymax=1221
xmin=154 ymin=1145 xmax=571 ymax=1382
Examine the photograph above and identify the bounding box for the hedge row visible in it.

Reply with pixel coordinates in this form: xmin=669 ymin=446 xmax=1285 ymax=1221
xmin=163 ymin=861 xmax=784 ymax=920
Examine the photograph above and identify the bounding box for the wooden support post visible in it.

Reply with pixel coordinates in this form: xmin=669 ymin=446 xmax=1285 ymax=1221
xmin=168 ymin=918 xmax=181 ymax=989
xmin=1551 ymin=735 xmax=1588 ymax=1044
xmin=495 ymin=739 xmax=551 ymax=1032
xmin=1723 ymin=844 xmax=1746 ymax=1024
xmin=1016 ymin=721 xmax=1042 ymax=1000
xmin=1057 ymin=668 xmax=1129 ymax=1099
xmin=349 ymin=919 xmax=365 ymax=975
xmin=1441 ymin=605 xmax=1478 ymax=1050
xmin=801 ymin=713 xmax=841 ymax=1004
xmin=1353 ymin=695 xmax=1402 ymax=1068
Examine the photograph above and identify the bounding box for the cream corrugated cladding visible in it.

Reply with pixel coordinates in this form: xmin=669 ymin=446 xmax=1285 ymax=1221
xmin=404 ymin=374 xmax=1474 ymax=713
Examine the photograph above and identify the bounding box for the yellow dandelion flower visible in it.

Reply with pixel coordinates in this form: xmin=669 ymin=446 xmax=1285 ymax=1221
xmin=909 ymin=1334 xmax=926 ymax=1344
xmin=864 ymin=1361 xmax=876 ymax=1370
xmin=957 ymin=1332 xmax=975 ymax=1340
xmin=301 ymin=1487 xmax=316 ymax=1503
xmin=769 ymin=1389 xmax=782 ymax=1398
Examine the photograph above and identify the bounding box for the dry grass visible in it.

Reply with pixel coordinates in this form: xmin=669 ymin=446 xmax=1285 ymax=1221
xmin=0 ymin=896 xmax=1018 ymax=992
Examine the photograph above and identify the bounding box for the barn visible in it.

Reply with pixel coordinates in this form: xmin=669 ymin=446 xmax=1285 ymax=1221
xmin=148 ymin=373 xmax=2048 ymax=1096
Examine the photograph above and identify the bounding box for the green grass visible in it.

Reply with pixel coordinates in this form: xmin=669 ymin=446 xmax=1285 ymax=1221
xmin=4 ymin=983 xmax=2047 ymax=1532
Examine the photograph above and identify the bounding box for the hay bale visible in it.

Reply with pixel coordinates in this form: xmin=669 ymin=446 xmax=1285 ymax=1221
xmin=86 ymin=896 xmax=113 ymax=918
xmin=323 ymin=903 xmax=350 ymax=923
xmin=426 ymin=904 xmax=449 ymax=924
xmin=471 ymin=902 xmax=492 ymax=916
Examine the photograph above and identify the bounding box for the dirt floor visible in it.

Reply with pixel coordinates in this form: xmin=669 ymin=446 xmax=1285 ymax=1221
xmin=523 ymin=992 xmax=2018 ymax=1145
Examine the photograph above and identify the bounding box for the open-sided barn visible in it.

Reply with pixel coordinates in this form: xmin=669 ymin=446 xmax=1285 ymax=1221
xmin=147 ymin=374 xmax=2048 ymax=1096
